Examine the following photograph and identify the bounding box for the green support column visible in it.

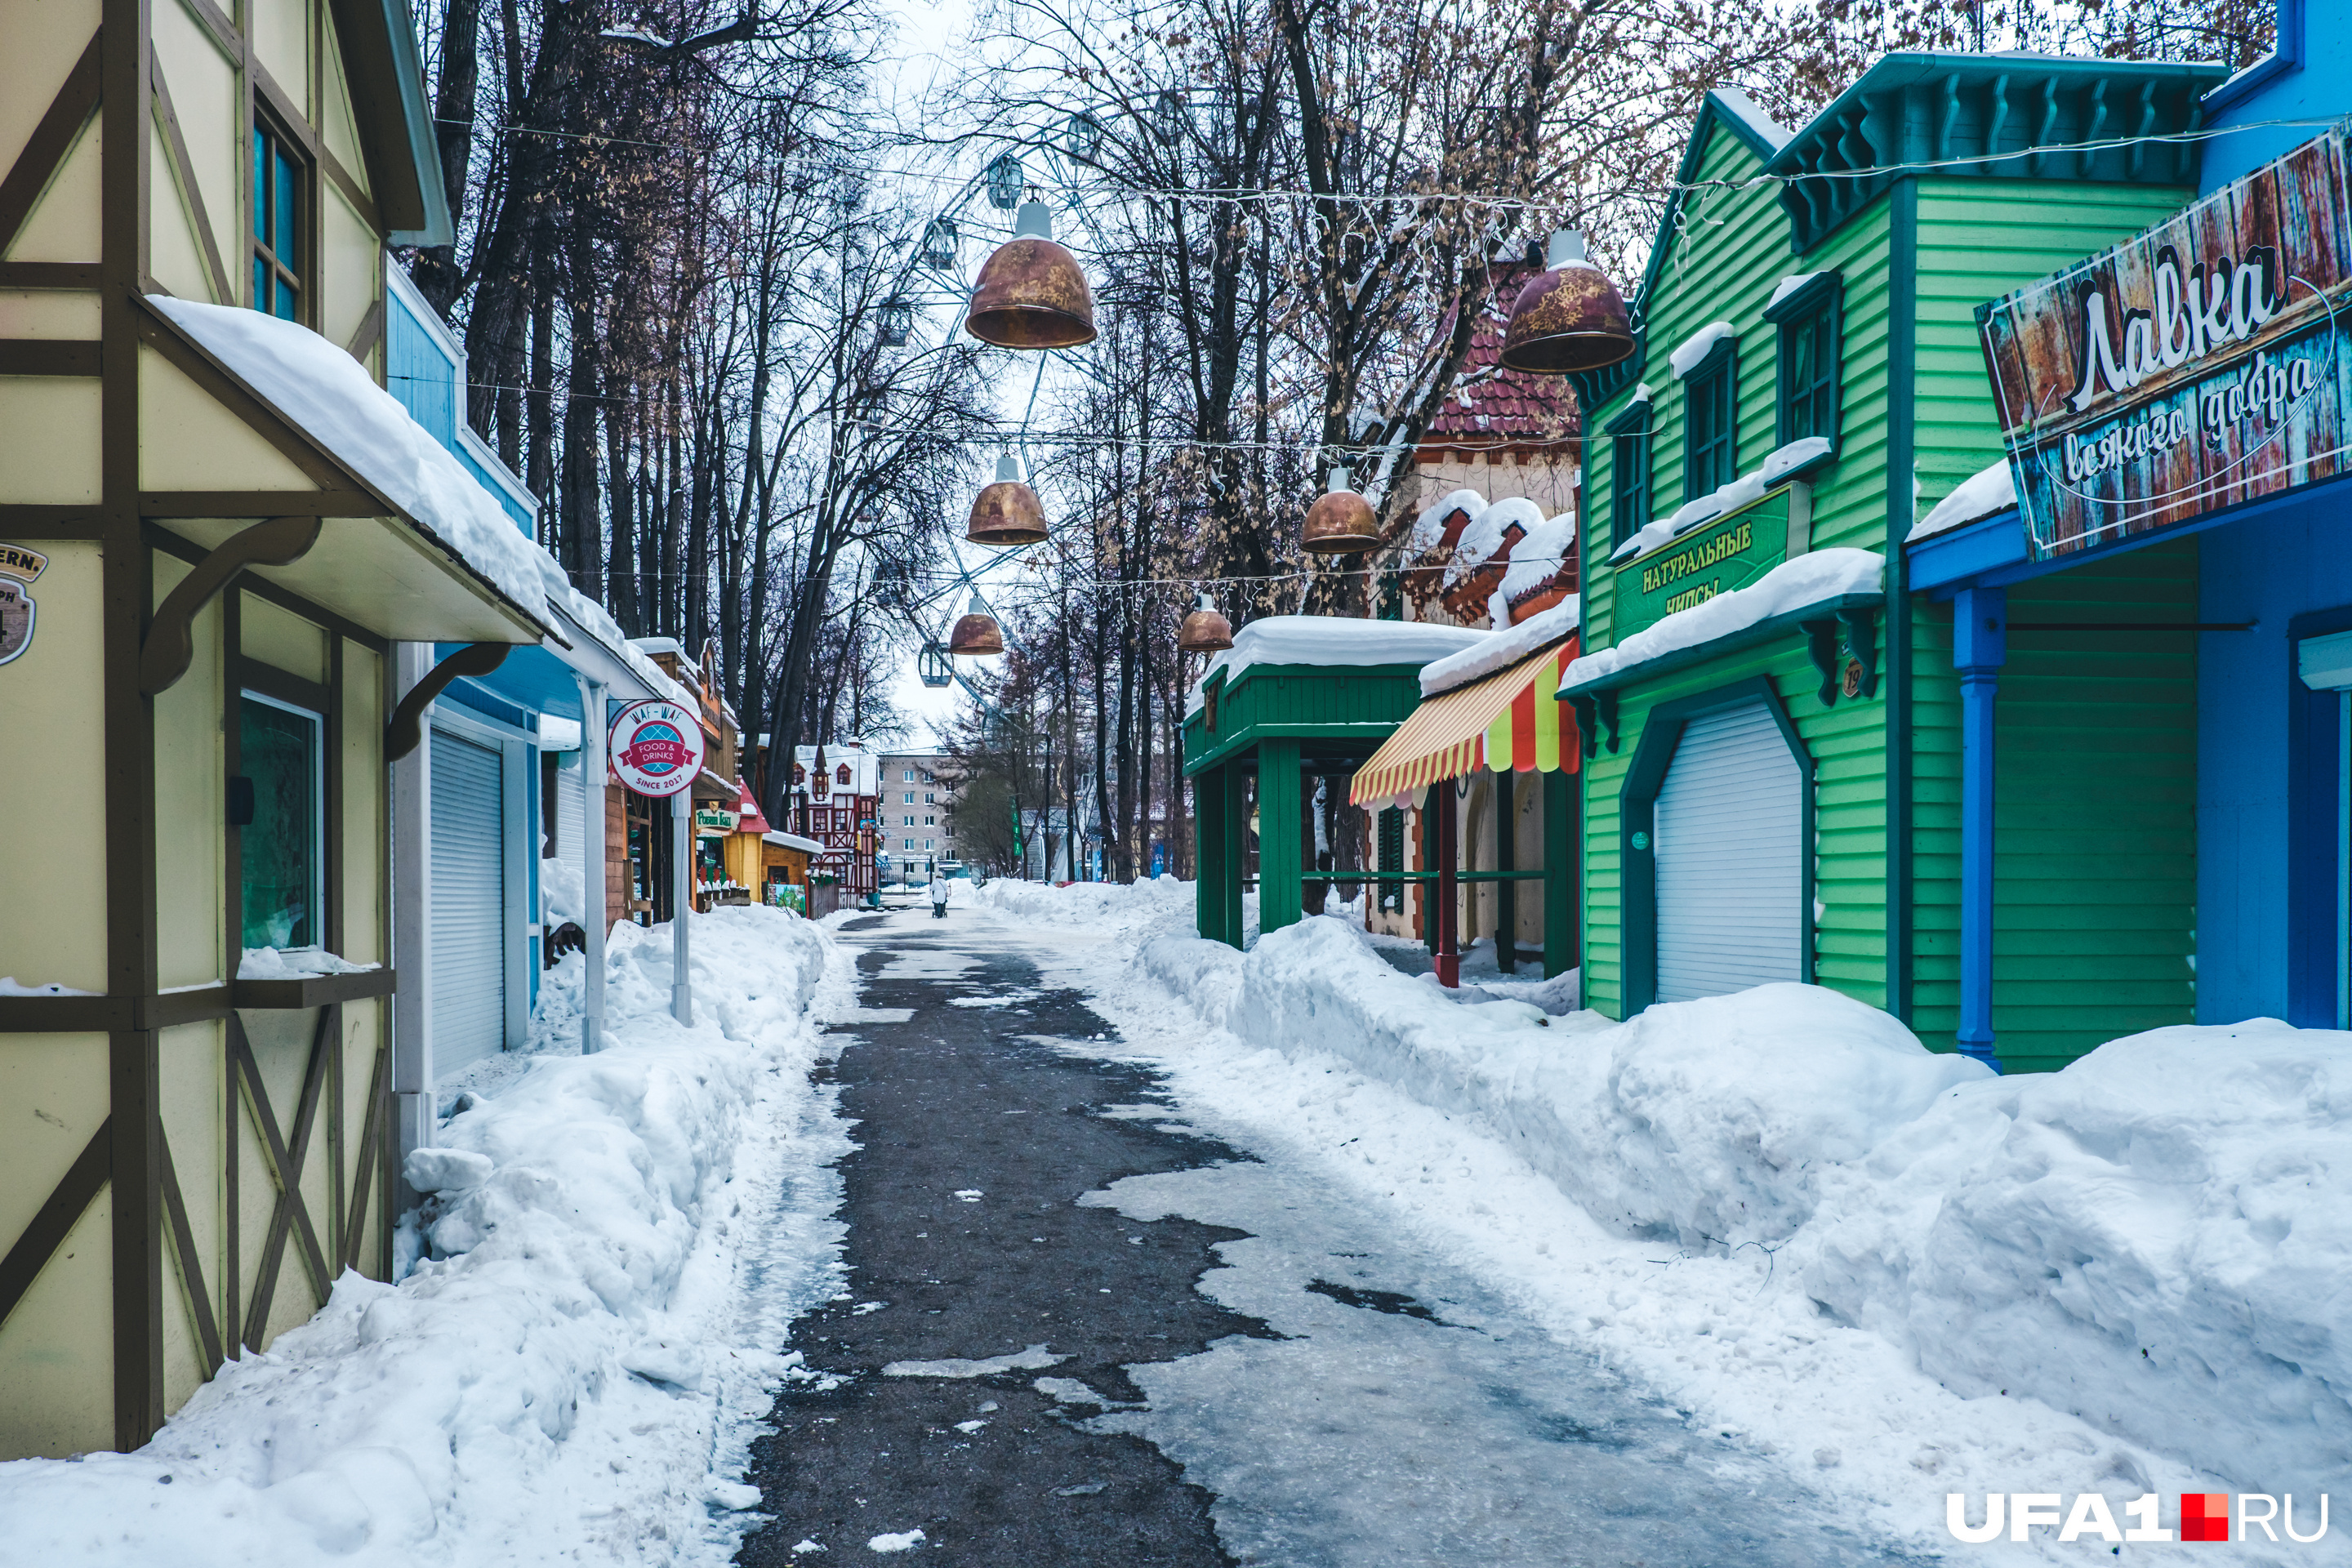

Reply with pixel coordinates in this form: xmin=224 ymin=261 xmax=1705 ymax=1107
xmin=1194 ymin=765 xmax=1225 ymax=943
xmin=1257 ymin=738 xmax=1303 ymax=933
xmin=1423 ymin=784 xmax=1440 ymax=956
xmin=1218 ymin=764 xmax=1246 ymax=948
xmin=1544 ymin=768 xmax=1577 ymax=978
xmin=1495 ymin=771 xmax=1517 ymax=973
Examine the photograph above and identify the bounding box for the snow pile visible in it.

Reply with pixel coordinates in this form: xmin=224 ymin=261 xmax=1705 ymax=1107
xmin=1803 ymin=1018 xmax=2352 ymax=1494
xmin=1098 ymin=907 xmax=2352 ymax=1497
xmin=1187 ymin=616 xmax=1486 ymax=711
xmin=1406 ymin=487 xmax=1490 ymax=553
xmin=237 ymin=944 xmax=379 ymax=978
xmin=1490 ymin=511 xmax=1577 ymax=610
xmin=1908 ymin=457 xmax=2017 ymax=542
xmin=0 ymin=905 xmax=849 ymax=1566
xmin=1441 ymin=496 xmax=1545 ymax=589
xmin=1420 ymin=598 xmax=1575 ymax=696
xmin=969 ymin=874 xmax=1200 ymax=937
xmin=1608 ymin=439 xmax=1833 ymax=565
xmin=148 ymin=298 xmax=553 ymax=623
xmin=1668 ymin=321 xmax=1736 ymax=378
xmin=1561 ymin=549 xmax=1882 ymax=694
xmin=1766 ymin=270 xmax=1829 ymax=310
xmin=539 ymin=856 xmax=585 ymax=926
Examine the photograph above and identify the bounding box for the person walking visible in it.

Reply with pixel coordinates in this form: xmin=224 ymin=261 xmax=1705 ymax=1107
xmin=928 ymin=871 xmax=951 ymax=919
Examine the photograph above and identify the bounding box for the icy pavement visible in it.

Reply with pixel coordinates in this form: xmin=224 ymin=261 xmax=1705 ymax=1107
xmin=736 ymin=909 xmax=1926 ymax=1566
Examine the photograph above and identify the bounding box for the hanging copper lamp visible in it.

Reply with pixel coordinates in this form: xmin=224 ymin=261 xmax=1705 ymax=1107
xmin=948 ymin=594 xmax=1004 ymax=656
xmin=968 ymin=453 xmax=1049 ymax=546
xmin=1301 ymin=483 xmax=1380 ymax=555
xmin=964 ymin=202 xmax=1097 ymax=350
xmin=1498 ymin=229 xmax=1634 ymax=376
xmin=1177 ymin=592 xmax=1234 ymax=653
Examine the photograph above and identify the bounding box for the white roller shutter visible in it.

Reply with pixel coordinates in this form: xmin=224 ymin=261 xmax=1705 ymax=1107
xmin=1654 ymin=701 xmax=1804 ymax=1003
xmin=553 ymin=751 xmax=585 ymax=864
xmin=432 ymin=729 xmax=506 ymax=1070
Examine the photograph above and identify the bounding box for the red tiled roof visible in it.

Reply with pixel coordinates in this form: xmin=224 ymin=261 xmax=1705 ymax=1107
xmin=1422 ymin=264 xmax=1581 ymax=451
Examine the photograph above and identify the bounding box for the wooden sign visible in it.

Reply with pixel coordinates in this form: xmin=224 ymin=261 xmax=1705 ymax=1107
xmin=1613 ymin=485 xmax=1795 ymax=636
xmin=1979 ymin=130 xmax=2352 ymax=560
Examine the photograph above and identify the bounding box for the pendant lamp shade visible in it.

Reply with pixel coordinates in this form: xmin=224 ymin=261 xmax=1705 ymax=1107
xmin=948 ymin=595 xmax=1004 ymax=656
xmin=967 ymin=453 xmax=1049 ymax=546
xmin=965 ymin=203 xmax=1098 ymax=350
xmin=1499 ymin=229 xmax=1635 ymax=376
xmin=1302 ymin=487 xmax=1380 ymax=555
xmin=1177 ymin=592 xmax=1234 ymax=653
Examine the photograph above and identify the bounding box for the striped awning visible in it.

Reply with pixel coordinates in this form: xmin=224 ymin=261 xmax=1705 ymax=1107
xmin=1348 ymin=637 xmax=1579 ymax=805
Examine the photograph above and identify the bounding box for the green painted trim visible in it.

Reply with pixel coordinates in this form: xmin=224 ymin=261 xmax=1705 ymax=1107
xmin=1618 ymin=676 xmax=1815 ymax=1014
xmin=1885 ymin=179 xmax=1917 ymax=1022
xmin=1258 ymin=740 xmax=1303 ymax=933
xmin=1544 ymin=769 xmax=1575 ymax=978
xmin=1218 ymin=767 xmax=1245 ymax=947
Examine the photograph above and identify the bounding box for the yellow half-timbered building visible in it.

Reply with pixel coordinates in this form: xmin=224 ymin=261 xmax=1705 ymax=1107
xmin=0 ymin=0 xmax=554 ymax=1459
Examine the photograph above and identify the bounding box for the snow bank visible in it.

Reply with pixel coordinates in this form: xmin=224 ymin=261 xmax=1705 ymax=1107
xmin=0 ymin=906 xmax=848 ymax=1566
xmin=1909 ymin=457 xmax=2016 ymax=542
xmin=969 ymin=875 xmax=1200 ymax=937
xmin=1187 ymin=616 xmax=1485 ymax=711
xmin=1419 ymin=597 xmax=1575 ymax=695
xmin=1561 ymin=549 xmax=1882 ymax=694
xmin=1098 ymin=906 xmax=2352 ymax=1496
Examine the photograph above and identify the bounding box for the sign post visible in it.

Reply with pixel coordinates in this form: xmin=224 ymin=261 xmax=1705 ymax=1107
xmin=610 ymin=697 xmax=708 ymax=1027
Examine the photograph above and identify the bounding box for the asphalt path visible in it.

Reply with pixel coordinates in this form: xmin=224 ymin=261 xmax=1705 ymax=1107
xmin=734 ymin=909 xmax=1927 ymax=1568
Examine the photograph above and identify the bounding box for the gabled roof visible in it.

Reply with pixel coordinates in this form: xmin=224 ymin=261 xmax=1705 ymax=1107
xmin=326 ymin=0 xmax=452 ymax=244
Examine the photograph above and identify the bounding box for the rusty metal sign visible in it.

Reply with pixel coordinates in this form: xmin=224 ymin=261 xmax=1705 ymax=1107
xmin=1977 ymin=128 xmax=2352 ymax=561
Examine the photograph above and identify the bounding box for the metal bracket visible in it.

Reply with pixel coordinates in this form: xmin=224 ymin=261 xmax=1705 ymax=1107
xmin=1838 ymin=605 xmax=1880 ymax=698
xmin=384 ymin=643 xmax=511 ymax=761
xmin=1801 ymin=617 xmax=1842 ymax=706
xmin=138 ymin=515 xmax=322 ymax=695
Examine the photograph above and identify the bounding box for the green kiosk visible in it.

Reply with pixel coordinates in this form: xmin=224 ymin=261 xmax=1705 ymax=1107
xmin=1183 ymin=616 xmax=1486 ymax=947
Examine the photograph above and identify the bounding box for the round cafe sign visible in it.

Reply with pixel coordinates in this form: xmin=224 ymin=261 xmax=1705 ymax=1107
xmin=609 ymin=698 xmax=706 ymax=797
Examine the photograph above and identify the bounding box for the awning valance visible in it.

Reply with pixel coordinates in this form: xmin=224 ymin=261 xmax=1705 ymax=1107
xmin=1350 ymin=637 xmax=1579 ymax=804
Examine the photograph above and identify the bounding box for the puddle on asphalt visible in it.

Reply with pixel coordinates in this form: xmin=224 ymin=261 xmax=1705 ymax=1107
xmin=1074 ymin=1153 xmax=1927 ymax=1568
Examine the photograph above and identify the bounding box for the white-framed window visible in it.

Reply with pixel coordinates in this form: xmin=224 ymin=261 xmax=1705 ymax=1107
xmin=902 ymin=838 xmax=915 ymax=850
xmin=924 ymin=838 xmax=934 ymax=850
xmin=903 ymin=768 xmax=915 ymax=782
xmin=924 ymin=815 xmax=934 ymax=826
xmin=903 ymin=791 xmax=914 ymax=803
xmin=924 ymin=792 xmax=935 ymax=803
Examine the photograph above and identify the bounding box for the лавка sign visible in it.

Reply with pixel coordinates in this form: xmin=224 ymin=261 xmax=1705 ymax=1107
xmin=1979 ymin=129 xmax=2352 ymax=560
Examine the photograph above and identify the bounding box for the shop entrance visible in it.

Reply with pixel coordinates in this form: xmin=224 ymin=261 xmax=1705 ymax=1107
xmin=431 ymin=728 xmax=507 ymax=1069
xmin=1653 ymin=702 xmax=1805 ymax=1002
xmin=1619 ymin=679 xmax=1815 ymax=1014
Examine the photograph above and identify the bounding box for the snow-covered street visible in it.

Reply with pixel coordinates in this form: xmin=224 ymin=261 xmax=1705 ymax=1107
xmin=737 ymin=908 xmax=1916 ymax=1565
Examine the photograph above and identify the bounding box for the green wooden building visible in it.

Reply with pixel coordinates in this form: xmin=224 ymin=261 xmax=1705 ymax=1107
xmin=1566 ymin=57 xmax=2223 ymax=1070
xmin=1183 ymin=616 xmax=1485 ymax=946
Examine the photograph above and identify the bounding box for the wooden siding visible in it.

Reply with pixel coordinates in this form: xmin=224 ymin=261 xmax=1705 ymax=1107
xmin=1182 ymin=662 xmax=1429 ymax=773
xmin=1910 ymin=541 xmax=2200 ymax=1071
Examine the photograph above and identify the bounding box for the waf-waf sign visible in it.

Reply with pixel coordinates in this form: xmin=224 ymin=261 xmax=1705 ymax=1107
xmin=609 ymin=699 xmax=706 ymax=797
xmin=1978 ymin=128 xmax=2352 ymax=560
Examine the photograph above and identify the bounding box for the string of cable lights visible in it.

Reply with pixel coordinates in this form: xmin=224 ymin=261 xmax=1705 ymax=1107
xmin=428 ymin=112 xmax=2346 ymax=209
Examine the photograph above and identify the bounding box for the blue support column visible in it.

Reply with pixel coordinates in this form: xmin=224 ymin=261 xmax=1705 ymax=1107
xmin=1954 ymin=585 xmax=2007 ymax=1074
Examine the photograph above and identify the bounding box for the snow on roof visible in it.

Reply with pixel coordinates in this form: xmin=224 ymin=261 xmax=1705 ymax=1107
xmin=1767 ymin=270 xmax=1830 ymax=310
xmin=1494 ymin=510 xmax=1578 ymax=605
xmin=1608 ymin=439 xmax=1829 ymax=566
xmin=1668 ymin=321 xmax=1737 ymax=380
xmin=1188 ymin=615 xmax=1488 ymax=711
xmin=1909 ymin=459 xmax=2018 ymax=543
xmin=763 ymin=831 xmax=826 ymax=854
xmin=1408 ymin=488 xmax=1489 ymax=552
xmin=1421 ymin=597 xmax=1579 ymax=696
xmin=148 ymin=297 xmax=552 ymax=624
xmin=1561 ymin=549 xmax=1883 ymax=695
xmin=1710 ymin=86 xmax=1792 ymax=151
xmin=1442 ymin=496 xmax=1546 ymax=588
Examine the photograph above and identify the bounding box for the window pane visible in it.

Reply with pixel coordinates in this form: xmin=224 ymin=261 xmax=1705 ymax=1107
xmin=252 ymin=255 xmax=270 ymax=311
xmin=275 ymin=280 xmax=297 ymax=321
xmin=240 ymin=699 xmax=318 ymax=949
xmin=275 ymin=145 xmax=297 ymax=261
xmin=252 ymin=130 xmax=267 ymax=243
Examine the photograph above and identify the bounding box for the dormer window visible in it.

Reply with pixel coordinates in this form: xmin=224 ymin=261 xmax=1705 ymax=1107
xmin=1604 ymin=399 xmax=1652 ymax=548
xmin=1766 ymin=271 xmax=1843 ymax=467
xmin=251 ymin=120 xmax=305 ymax=321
